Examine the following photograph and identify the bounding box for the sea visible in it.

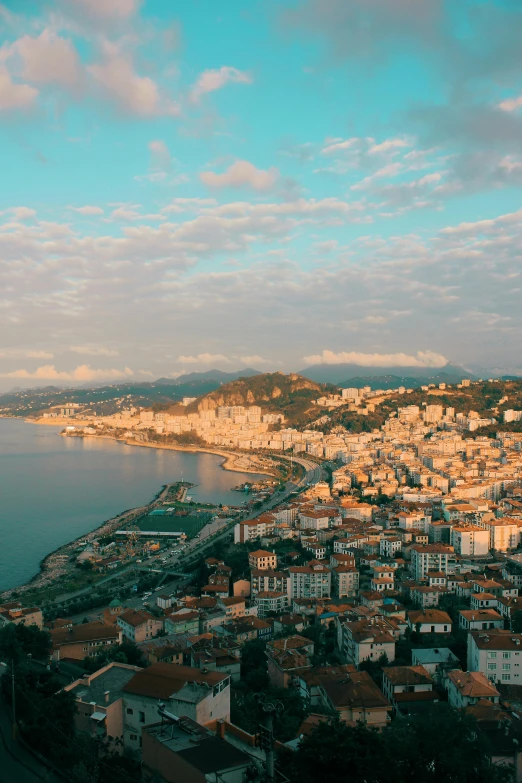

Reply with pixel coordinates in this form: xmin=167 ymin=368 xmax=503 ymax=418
xmin=0 ymin=418 xmax=261 ymax=592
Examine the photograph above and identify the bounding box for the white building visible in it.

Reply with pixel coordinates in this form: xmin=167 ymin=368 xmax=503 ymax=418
xmin=467 ymin=630 xmax=522 ymax=684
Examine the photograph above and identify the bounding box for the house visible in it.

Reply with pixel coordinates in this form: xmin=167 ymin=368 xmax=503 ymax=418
xmin=121 ymin=663 xmax=230 ymax=751
xmin=266 ymin=635 xmax=315 ymax=688
xmin=137 ymin=634 xmax=189 ymax=665
xmin=141 ymin=717 xmax=253 ymax=783
xmin=65 ymin=662 xmax=142 ymax=746
xmin=316 ymin=669 xmax=391 ymax=728
xmin=447 ymin=670 xmax=500 ymax=709
xmin=468 ymin=630 xmax=522 ymax=684
xmin=0 ymin=602 xmax=43 ymax=629
xmin=50 ymin=622 xmax=122 ymax=661
xmin=381 ymin=666 xmax=438 ymax=716
xmin=411 ymin=648 xmax=460 ymax=683
xmin=458 ymin=609 xmax=504 ymax=632
xmin=407 ymin=610 xmax=452 ymax=635
xmin=248 ymin=549 xmax=277 ymax=571
xmin=117 ymin=610 xmax=164 ymax=643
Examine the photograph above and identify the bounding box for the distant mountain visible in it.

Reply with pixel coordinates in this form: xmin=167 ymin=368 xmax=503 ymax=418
xmin=299 ymin=362 xmax=474 ymax=387
xmin=156 ymin=368 xmax=262 ymax=385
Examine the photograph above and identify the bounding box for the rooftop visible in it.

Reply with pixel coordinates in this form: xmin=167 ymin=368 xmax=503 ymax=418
xmin=122 ymin=663 xmax=228 ymax=701
xmin=68 ymin=663 xmax=142 ymax=706
xmin=144 ymin=719 xmax=250 ymax=774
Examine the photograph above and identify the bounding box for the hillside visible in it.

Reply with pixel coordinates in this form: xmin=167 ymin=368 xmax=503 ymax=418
xmin=186 ymin=372 xmax=331 ymax=425
xmin=320 ymin=379 xmax=522 ymax=436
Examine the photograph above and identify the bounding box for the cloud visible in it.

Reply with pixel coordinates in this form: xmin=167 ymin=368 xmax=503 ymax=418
xmin=66 ymin=0 xmax=139 ymax=20
xmin=7 ymin=207 xmax=36 ymax=220
xmin=190 ymin=66 xmax=252 ymax=103
xmin=239 ymin=355 xmax=271 ymax=365
xmin=302 ymin=350 xmax=449 ymax=367
xmin=321 ymin=138 xmax=360 ymax=156
xmin=88 ymin=48 xmax=180 ymax=117
xmin=368 ymin=137 xmax=411 ymax=155
xmin=70 ymin=205 xmax=104 ymax=216
xmin=200 ymin=161 xmax=279 ymax=191
xmin=5 ymin=29 xmax=83 ymax=91
xmin=177 ymin=354 xmax=231 ymax=364
xmin=70 ymin=345 xmax=119 ymax=356
xmin=2 ymin=364 xmax=134 ymax=381
xmin=0 ymin=349 xmax=53 ymax=359
xmin=0 ymin=67 xmax=38 ymax=111
xmin=499 ymin=95 xmax=522 ymax=112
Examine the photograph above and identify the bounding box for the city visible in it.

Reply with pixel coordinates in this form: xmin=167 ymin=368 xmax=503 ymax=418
xmin=2 ymin=0 xmax=522 ymax=781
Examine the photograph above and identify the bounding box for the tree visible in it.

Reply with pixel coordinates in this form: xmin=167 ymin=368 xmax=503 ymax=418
xmin=0 ymin=623 xmax=51 ymax=664
xmin=278 ymin=706 xmax=512 ymax=783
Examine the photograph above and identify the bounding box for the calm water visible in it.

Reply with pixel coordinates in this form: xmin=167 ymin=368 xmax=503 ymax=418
xmin=0 ymin=418 xmax=260 ymax=591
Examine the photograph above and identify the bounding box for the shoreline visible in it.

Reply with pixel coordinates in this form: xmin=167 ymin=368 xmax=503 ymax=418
xmin=0 ymin=419 xmax=278 ymax=600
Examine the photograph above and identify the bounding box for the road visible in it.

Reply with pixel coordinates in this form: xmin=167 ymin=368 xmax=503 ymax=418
xmin=57 ymin=455 xmax=326 ymax=616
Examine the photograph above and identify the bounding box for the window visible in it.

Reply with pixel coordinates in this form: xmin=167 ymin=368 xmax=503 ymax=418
xmin=502 ymin=674 xmax=511 ymax=681
xmin=503 ymin=652 xmax=512 ymax=659
xmin=487 ymin=652 xmax=497 ymax=659
xmin=487 ymin=663 xmax=497 ymax=670
xmin=139 ymin=711 xmax=145 ymax=723
xmin=503 ymin=664 xmax=511 ymax=671
xmin=126 ymin=708 xmax=133 ymax=715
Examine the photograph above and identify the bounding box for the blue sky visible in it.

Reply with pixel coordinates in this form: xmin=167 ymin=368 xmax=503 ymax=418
xmin=1 ymin=0 xmax=522 ymax=388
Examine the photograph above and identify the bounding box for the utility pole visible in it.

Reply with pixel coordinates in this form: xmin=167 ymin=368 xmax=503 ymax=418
xmin=257 ymin=697 xmax=283 ymax=783
xmin=11 ymin=659 xmax=17 ymax=740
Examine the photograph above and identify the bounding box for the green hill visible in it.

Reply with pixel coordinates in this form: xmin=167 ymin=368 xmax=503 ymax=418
xmin=186 ymin=372 xmax=332 ymax=426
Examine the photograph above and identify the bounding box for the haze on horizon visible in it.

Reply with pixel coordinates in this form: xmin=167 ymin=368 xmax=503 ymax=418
xmin=1 ymin=0 xmax=522 ymax=392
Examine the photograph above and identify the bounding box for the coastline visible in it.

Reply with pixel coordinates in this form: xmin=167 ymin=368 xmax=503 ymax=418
xmin=25 ymin=415 xmax=277 ymax=478
xmin=0 ymin=419 xmax=277 ymax=600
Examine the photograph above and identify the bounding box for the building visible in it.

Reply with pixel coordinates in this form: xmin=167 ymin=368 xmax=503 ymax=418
xmin=467 ymin=630 xmax=522 ymax=684
xmin=337 ymin=618 xmax=396 ymax=667
xmin=0 ymin=602 xmax=43 ymax=629
xmin=117 ymin=610 xmax=164 ymax=643
xmin=410 ymin=545 xmax=455 ymax=580
xmin=451 ymin=526 xmax=490 ymax=556
xmin=316 ymin=669 xmax=391 ymax=727
xmin=266 ymin=635 xmax=315 ymax=688
xmin=121 ymin=663 xmax=230 ymax=751
xmin=407 ymin=610 xmax=452 ymax=634
xmin=248 ymin=550 xmax=277 ymax=571
xmin=141 ymin=717 xmax=253 ymax=783
xmin=250 ymin=570 xmax=290 ymax=598
xmin=165 ymin=610 xmax=200 ymax=636
xmin=447 ymin=670 xmax=500 ymax=709
xmin=458 ymin=609 xmax=504 ymax=632
xmin=50 ymin=622 xmax=122 ymax=661
xmin=411 ymin=648 xmax=460 ymax=683
xmin=255 ymin=591 xmax=289 ymax=618
xmin=289 ymin=564 xmax=331 ymax=599
xmin=332 ymin=566 xmax=360 ymax=599
xmin=381 ymin=666 xmax=438 ymax=716
xmin=65 ymin=662 xmax=142 ymax=746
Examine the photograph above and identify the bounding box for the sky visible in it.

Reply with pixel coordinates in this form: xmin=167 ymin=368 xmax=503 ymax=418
xmin=1 ymin=0 xmax=522 ymax=389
